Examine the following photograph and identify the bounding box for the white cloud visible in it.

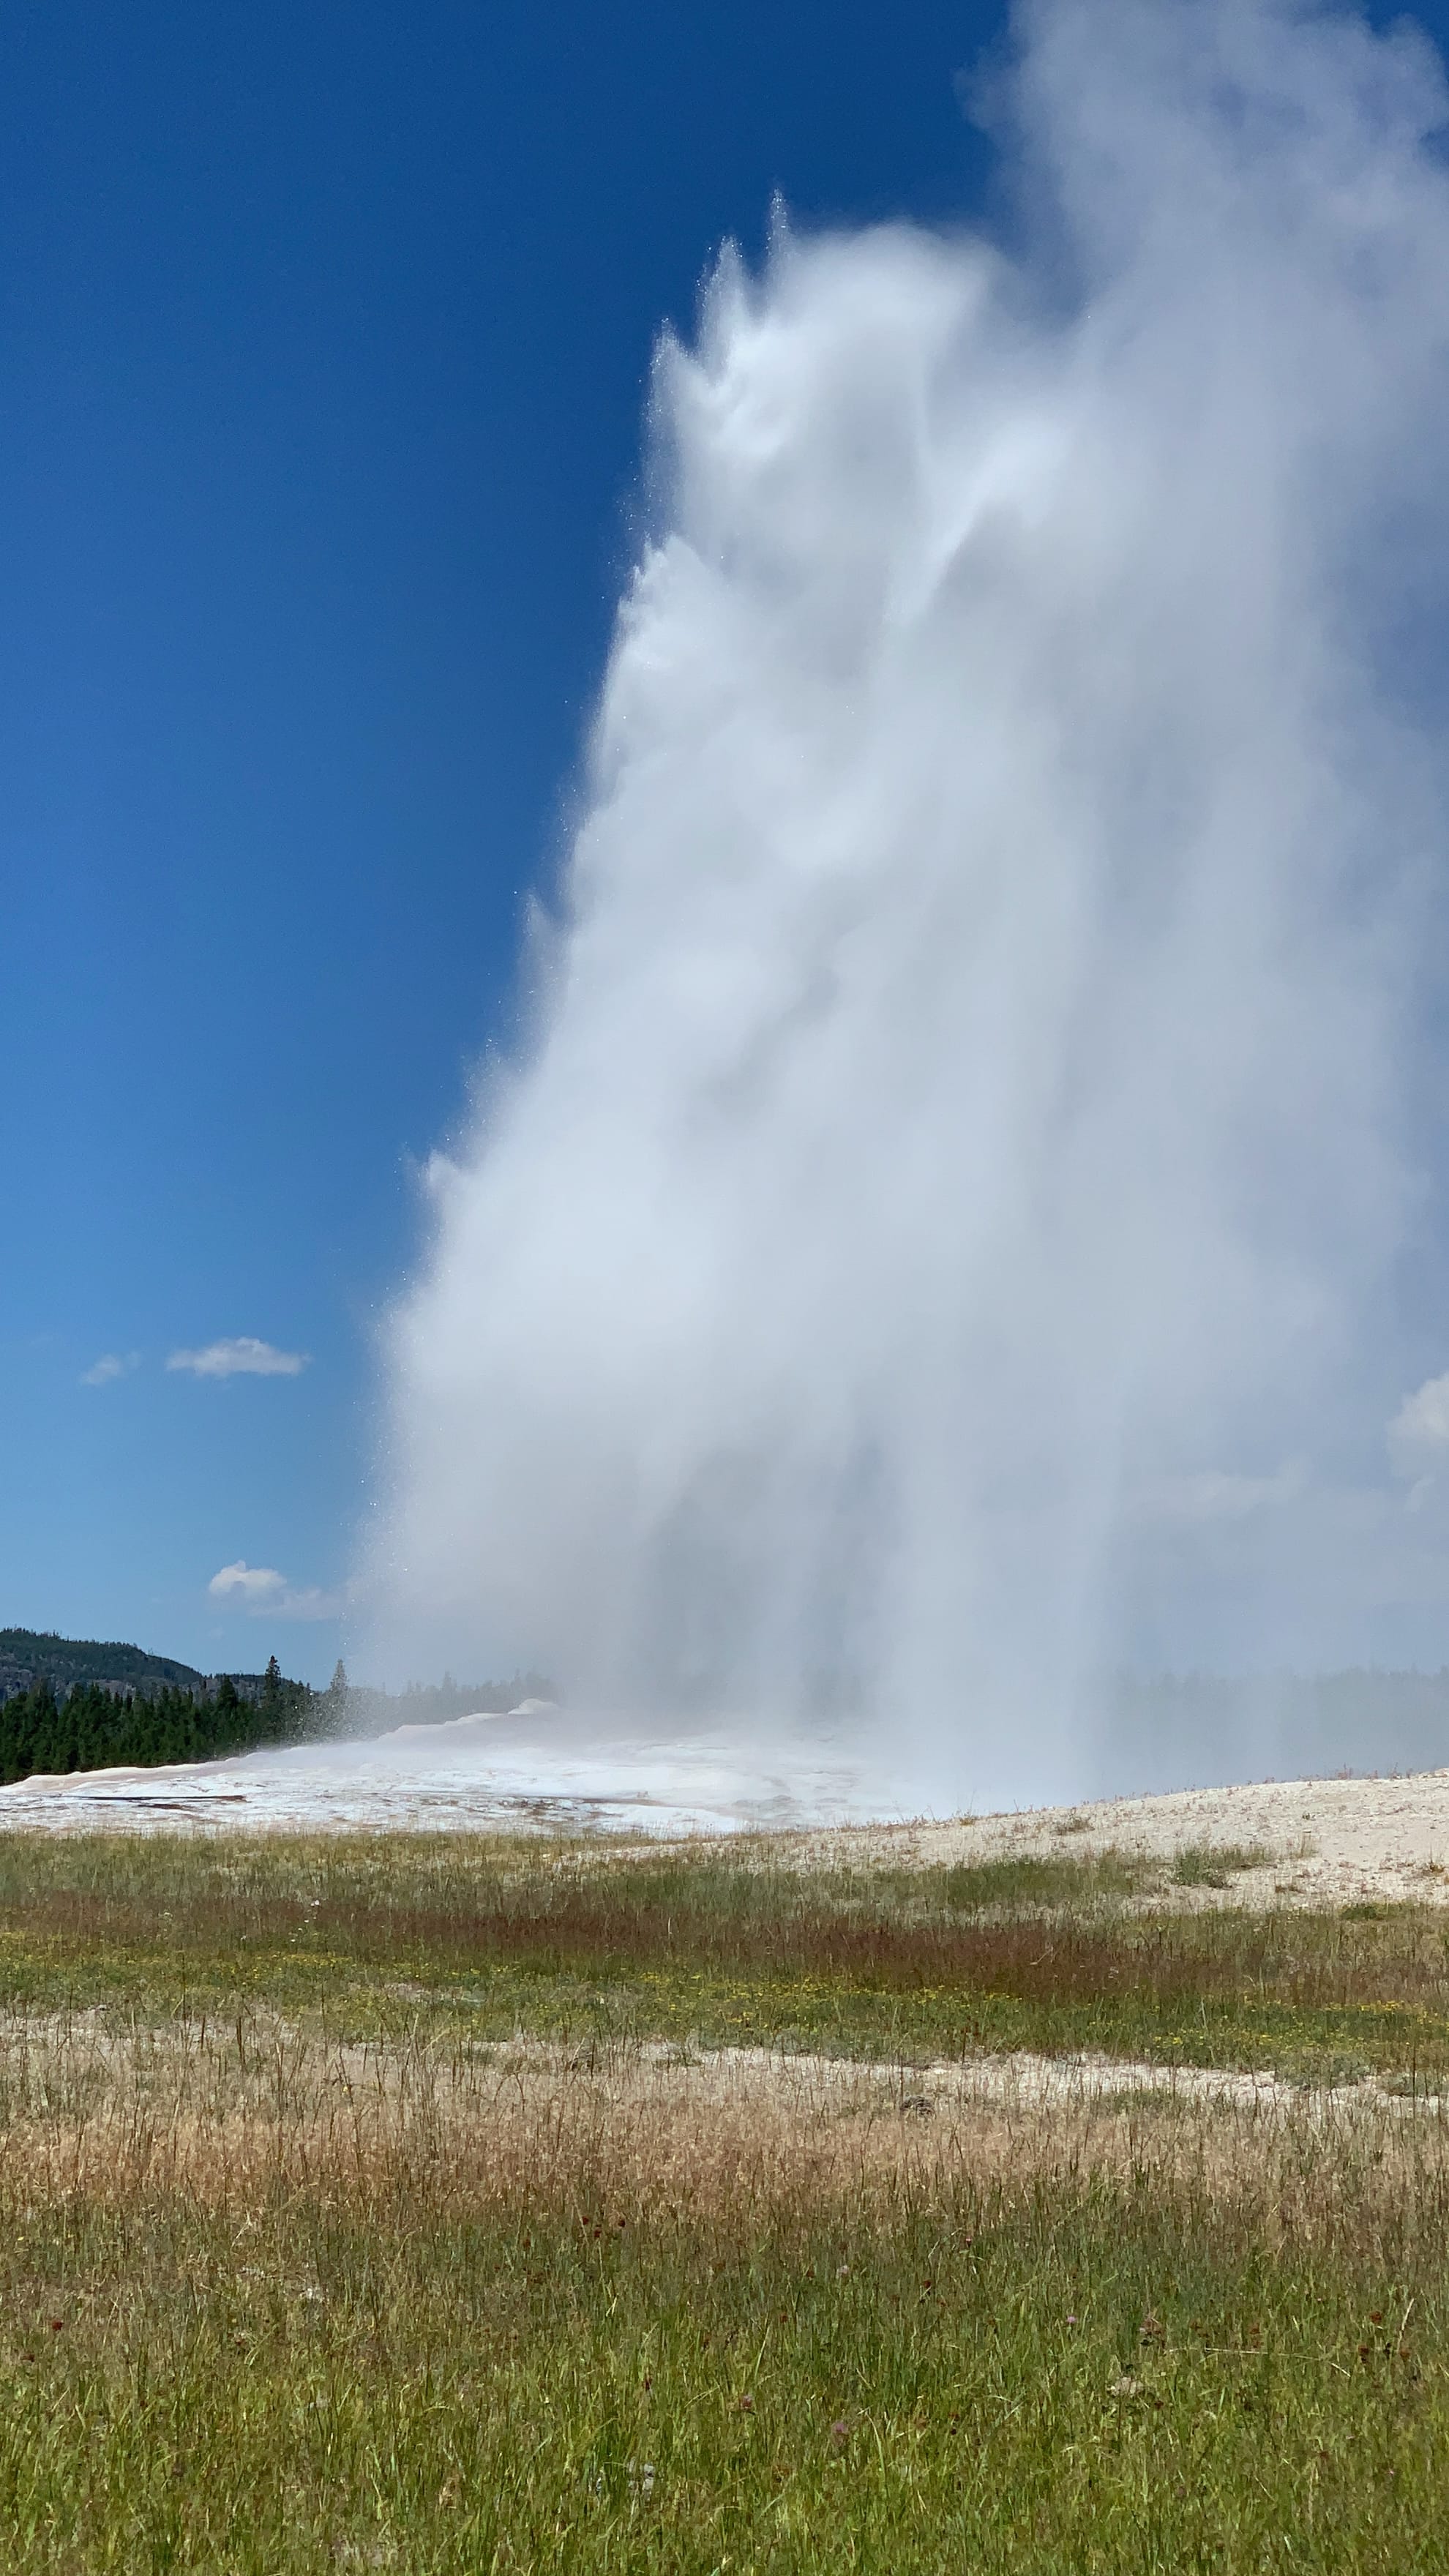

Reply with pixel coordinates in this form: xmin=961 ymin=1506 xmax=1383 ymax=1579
xmin=168 ymin=1337 xmax=310 ymax=1379
xmin=207 ymin=1561 xmax=344 ymax=1621
xmin=80 ymin=1351 xmax=139 ymax=1388
xmin=1389 ymin=1374 xmax=1449 ymax=1472
xmin=208 ymin=1560 xmax=287 ymax=1602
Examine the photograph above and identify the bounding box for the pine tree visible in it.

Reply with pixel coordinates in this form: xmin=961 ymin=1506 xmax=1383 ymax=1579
xmin=322 ymin=1658 xmax=349 ymax=1737
xmin=211 ymin=1674 xmax=241 ymax=1756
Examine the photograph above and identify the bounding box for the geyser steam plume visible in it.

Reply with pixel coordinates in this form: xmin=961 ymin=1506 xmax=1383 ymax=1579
xmin=370 ymin=0 xmax=1449 ymax=1806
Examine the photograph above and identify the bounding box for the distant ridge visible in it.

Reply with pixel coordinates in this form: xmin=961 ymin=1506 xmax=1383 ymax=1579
xmin=0 ymin=1628 xmax=269 ymax=1705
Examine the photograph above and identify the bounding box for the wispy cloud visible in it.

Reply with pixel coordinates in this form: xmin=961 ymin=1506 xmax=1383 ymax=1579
xmin=168 ymin=1336 xmax=310 ymax=1379
xmin=1389 ymin=1372 xmax=1449 ymax=1469
xmin=271 ymin=1585 xmax=345 ymax=1622
xmin=207 ymin=1560 xmax=342 ymax=1621
xmin=80 ymin=1351 xmax=140 ymax=1388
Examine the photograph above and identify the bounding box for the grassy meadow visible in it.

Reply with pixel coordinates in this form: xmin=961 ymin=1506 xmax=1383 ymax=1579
xmin=1 ymin=1827 xmax=1448 ymax=2569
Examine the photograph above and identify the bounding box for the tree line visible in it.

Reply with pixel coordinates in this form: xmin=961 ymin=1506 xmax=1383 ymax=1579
xmin=0 ymin=1654 xmax=558 ymax=1786
xmin=0 ymin=1658 xmax=319 ymax=1786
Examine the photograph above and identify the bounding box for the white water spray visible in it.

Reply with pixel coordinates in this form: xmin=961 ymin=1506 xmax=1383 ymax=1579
xmin=367 ymin=0 xmax=1449 ymax=1807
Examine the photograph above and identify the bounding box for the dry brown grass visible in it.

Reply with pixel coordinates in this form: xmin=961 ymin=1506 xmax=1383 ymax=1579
xmin=4 ymin=2007 xmax=1448 ymax=2253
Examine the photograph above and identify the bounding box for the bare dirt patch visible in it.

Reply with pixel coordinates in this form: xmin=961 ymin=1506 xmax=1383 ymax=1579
xmin=790 ymin=1767 xmax=1449 ymax=1909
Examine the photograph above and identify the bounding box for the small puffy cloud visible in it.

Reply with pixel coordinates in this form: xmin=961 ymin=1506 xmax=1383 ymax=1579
xmin=1389 ymin=1373 xmax=1449 ymax=1472
xmin=207 ymin=1561 xmax=344 ymax=1621
xmin=168 ymin=1336 xmax=310 ymax=1379
xmin=80 ymin=1351 xmax=140 ymax=1388
xmin=209 ymin=1560 xmax=287 ymax=1602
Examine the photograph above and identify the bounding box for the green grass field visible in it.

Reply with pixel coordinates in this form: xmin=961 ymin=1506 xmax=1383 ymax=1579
xmin=1 ymin=1827 xmax=1446 ymax=2084
xmin=1 ymin=1827 xmax=1448 ymax=2570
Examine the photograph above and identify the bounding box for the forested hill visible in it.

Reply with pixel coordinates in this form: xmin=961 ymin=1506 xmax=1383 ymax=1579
xmin=0 ymin=1661 xmax=321 ymax=1784
xmin=0 ymin=1629 xmax=553 ymax=1786
xmin=0 ymin=1628 xmax=211 ymax=1702
xmin=0 ymin=1628 xmax=324 ymax=1783
xmin=0 ymin=1627 xmax=295 ymax=1709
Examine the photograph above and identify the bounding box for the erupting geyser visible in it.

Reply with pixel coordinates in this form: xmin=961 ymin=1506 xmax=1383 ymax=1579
xmin=366 ymin=0 xmax=1449 ymax=1807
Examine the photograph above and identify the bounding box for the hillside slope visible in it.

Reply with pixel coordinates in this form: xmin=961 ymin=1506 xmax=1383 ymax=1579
xmin=0 ymin=1628 xmax=211 ymax=1701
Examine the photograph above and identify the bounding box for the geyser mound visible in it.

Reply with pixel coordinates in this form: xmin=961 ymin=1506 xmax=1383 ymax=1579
xmin=364 ymin=0 xmax=1449 ymax=1808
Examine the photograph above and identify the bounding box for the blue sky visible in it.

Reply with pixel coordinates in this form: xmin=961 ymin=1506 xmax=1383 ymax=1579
xmin=0 ymin=0 xmax=1012 ymax=1681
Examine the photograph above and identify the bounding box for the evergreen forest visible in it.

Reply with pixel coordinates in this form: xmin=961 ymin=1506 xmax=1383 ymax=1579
xmin=0 ymin=1631 xmax=554 ymax=1787
xmin=0 ymin=1658 xmax=320 ymax=1786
